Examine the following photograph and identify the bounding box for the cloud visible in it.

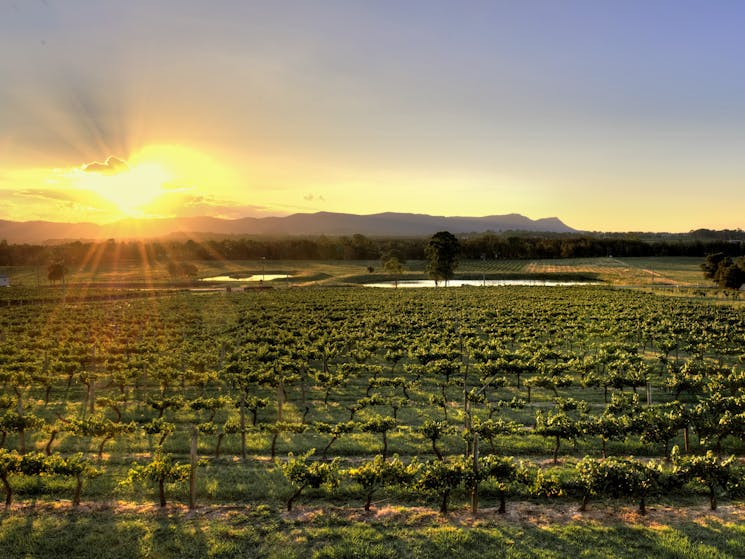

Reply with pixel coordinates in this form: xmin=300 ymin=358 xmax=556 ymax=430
xmin=139 ymin=191 xmax=276 ymax=219
xmin=83 ymin=156 xmax=129 ymax=175
xmin=14 ymin=188 xmax=119 ymax=211
xmin=17 ymin=189 xmax=81 ymax=203
xmin=303 ymin=193 xmax=326 ymax=202
xmin=0 ymin=188 xmax=121 ymax=221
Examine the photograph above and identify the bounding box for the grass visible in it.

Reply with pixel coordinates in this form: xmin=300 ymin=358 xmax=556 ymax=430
xmin=1 ymin=504 xmax=744 ymax=558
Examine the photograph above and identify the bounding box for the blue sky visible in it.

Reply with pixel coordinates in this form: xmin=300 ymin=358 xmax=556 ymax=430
xmin=1 ymin=0 xmax=744 ymax=231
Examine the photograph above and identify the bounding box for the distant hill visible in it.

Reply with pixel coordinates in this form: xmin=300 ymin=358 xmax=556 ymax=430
xmin=0 ymin=212 xmax=576 ymax=243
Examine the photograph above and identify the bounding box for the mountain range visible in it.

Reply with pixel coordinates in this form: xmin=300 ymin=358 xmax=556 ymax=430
xmin=0 ymin=212 xmax=576 ymax=243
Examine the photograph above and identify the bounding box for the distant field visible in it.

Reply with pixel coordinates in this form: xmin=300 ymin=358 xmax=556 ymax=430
xmin=490 ymin=257 xmax=706 ymax=287
xmin=340 ymin=256 xmax=708 ymax=287
xmin=0 ymin=256 xmax=710 ymax=289
xmin=0 ymin=260 xmax=371 ymax=287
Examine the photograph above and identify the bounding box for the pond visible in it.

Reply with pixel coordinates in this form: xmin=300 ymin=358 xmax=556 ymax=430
xmin=364 ymin=279 xmax=600 ymax=288
xmin=200 ymin=274 xmax=292 ymax=282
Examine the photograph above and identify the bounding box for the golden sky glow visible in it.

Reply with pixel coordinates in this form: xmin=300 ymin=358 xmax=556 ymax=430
xmin=2 ymin=2 xmax=745 ymax=232
xmin=74 ymin=155 xmax=170 ymax=217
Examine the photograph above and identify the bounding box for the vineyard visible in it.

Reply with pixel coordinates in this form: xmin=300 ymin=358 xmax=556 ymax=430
xmin=1 ymin=282 xmax=745 ymax=557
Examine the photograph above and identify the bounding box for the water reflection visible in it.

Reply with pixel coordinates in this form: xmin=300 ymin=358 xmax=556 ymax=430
xmin=364 ymin=279 xmax=599 ymax=288
xmin=200 ymin=274 xmax=291 ymax=282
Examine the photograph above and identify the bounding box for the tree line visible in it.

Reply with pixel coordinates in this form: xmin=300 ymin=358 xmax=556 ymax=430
xmin=1 ymin=232 xmax=744 ymax=266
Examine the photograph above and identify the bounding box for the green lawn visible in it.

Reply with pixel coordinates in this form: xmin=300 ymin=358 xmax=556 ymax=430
xmin=1 ymin=504 xmax=743 ymax=559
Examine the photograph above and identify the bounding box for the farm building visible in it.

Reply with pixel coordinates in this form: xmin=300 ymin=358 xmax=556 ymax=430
xmin=0 ymin=275 xmax=8 ymax=287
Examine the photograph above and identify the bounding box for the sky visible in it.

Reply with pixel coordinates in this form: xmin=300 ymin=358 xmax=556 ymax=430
xmin=1 ymin=0 xmax=745 ymax=232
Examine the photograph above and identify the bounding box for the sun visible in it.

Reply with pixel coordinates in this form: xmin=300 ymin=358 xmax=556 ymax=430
xmin=73 ymin=154 xmax=172 ymax=218
xmin=73 ymin=144 xmax=231 ymax=219
xmin=92 ymin=162 xmax=171 ymax=218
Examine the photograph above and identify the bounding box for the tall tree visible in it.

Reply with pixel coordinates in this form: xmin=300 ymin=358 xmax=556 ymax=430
xmin=425 ymin=231 xmax=460 ymax=286
xmin=701 ymin=252 xmax=727 ymax=280
xmin=702 ymin=253 xmax=745 ymax=290
xmin=382 ymin=256 xmax=404 ymax=288
xmin=47 ymin=261 xmax=68 ymax=285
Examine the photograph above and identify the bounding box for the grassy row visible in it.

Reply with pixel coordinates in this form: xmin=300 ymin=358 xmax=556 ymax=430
xmin=1 ymin=504 xmax=743 ymax=559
